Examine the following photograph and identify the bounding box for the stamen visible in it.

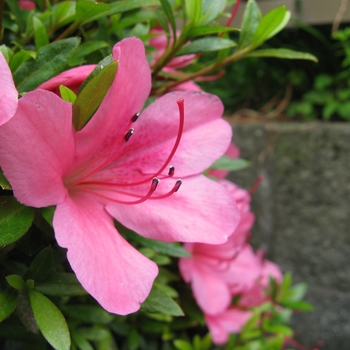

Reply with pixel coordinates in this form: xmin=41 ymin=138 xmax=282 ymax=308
xmin=124 ymin=128 xmax=134 ymax=142
xmin=150 ymin=179 xmax=182 ymax=199
xmin=168 ymin=166 xmax=175 ymax=176
xmin=83 ymin=177 xmax=160 ymax=205
xmin=131 ymin=112 xmax=140 ymax=123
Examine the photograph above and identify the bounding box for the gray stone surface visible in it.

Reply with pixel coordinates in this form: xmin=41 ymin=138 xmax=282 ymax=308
xmin=228 ymin=122 xmax=350 ymax=350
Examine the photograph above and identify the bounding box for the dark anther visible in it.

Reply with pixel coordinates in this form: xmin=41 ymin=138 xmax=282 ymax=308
xmin=151 ymin=178 xmax=160 ymax=191
xmin=124 ymin=128 xmax=134 ymax=142
xmin=131 ymin=112 xmax=140 ymax=123
xmin=168 ymin=166 xmax=175 ymax=176
xmin=174 ymin=180 xmax=182 ymax=192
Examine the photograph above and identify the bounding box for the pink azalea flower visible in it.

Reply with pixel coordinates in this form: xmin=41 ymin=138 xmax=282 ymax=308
xmin=149 ymin=29 xmax=196 ymax=70
xmin=205 ymin=308 xmax=252 ymax=345
xmin=38 ymin=65 xmax=97 ymax=96
xmin=0 ymin=38 xmax=238 ymax=315
xmin=0 ymin=53 xmax=18 ymax=126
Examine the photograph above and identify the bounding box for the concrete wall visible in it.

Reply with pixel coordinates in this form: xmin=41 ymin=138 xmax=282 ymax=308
xmin=228 ymin=122 xmax=350 ymax=349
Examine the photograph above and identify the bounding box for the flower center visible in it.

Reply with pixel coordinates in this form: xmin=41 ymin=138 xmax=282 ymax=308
xmin=65 ymin=98 xmax=185 ymax=205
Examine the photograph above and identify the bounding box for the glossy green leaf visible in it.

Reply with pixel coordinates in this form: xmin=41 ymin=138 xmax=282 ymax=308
xmin=14 ymin=38 xmax=80 ymax=93
xmin=76 ymin=1 xmax=110 ymax=24
xmin=121 ymin=226 xmax=191 ymax=258
xmin=185 ymin=0 xmax=202 ymax=26
xmin=0 ymin=45 xmax=13 ymax=62
xmin=33 ymin=17 xmax=49 ymax=50
xmin=72 ymin=61 xmax=118 ymax=130
xmin=108 ymin=0 xmax=160 ymax=15
xmin=51 ymin=1 xmax=76 ymax=29
xmin=178 ymin=37 xmax=236 ymax=55
xmin=246 ymin=48 xmax=318 ymax=62
xmin=69 ymin=40 xmax=109 ymax=66
xmin=62 ymin=305 xmax=114 ymax=324
xmin=34 ymin=273 xmax=87 ymax=296
xmin=0 ymin=289 xmax=18 ymax=322
xmin=238 ymin=0 xmax=261 ymax=48
xmin=0 ymin=196 xmax=35 ymax=246
xmin=60 ymin=85 xmax=77 ymax=103
xmin=29 ymin=289 xmax=71 ymax=350
xmin=6 ymin=274 xmax=25 ymax=290
xmin=281 ymin=300 xmax=314 ymax=311
xmin=199 ymin=0 xmax=226 ymax=26
xmin=211 ymin=156 xmax=250 ymax=171
xmin=40 ymin=206 xmax=55 ymax=226
xmin=0 ymin=169 xmax=11 ymax=190
xmin=188 ymin=25 xmax=239 ymax=38
xmin=174 ymin=339 xmax=192 ymax=350
xmin=141 ymin=286 xmax=183 ymax=316
xmin=24 ymin=247 xmax=53 ymax=282
xmin=251 ymin=7 xmax=290 ymax=47
xmin=160 ymin=0 xmax=176 ymax=39
xmin=72 ymin=333 xmax=94 ymax=350
xmin=10 ymin=50 xmax=36 ymax=73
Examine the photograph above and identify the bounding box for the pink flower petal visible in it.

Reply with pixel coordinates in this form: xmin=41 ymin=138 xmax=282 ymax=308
xmin=206 ymin=309 xmax=252 ymax=345
xmin=38 ymin=65 xmax=96 ymax=95
xmin=0 ymin=90 xmax=74 ymax=207
xmin=0 ymin=53 xmax=18 ymax=126
xmin=74 ymin=37 xmax=151 ymax=164
xmin=54 ymin=194 xmax=158 ymax=315
xmin=117 ymin=90 xmax=232 ymax=177
xmin=191 ymin=264 xmax=232 ymax=315
xmin=106 ymin=175 xmax=239 ymax=244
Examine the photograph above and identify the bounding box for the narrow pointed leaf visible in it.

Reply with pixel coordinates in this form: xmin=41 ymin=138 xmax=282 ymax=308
xmin=251 ymin=7 xmax=290 ymax=47
xmin=246 ymin=48 xmax=318 ymax=62
xmin=60 ymin=85 xmax=77 ymax=103
xmin=28 ymin=289 xmax=71 ymax=350
xmin=76 ymin=1 xmax=110 ymax=24
xmin=0 ymin=169 xmax=11 ymax=190
xmin=141 ymin=287 xmax=183 ymax=316
xmin=0 ymin=289 xmax=18 ymax=322
xmin=6 ymin=275 xmax=25 ymax=290
xmin=211 ymin=156 xmax=250 ymax=171
xmin=0 ymin=196 xmax=35 ymax=246
xmin=199 ymin=0 xmax=226 ymax=26
xmin=238 ymin=0 xmax=261 ymax=48
xmin=178 ymin=37 xmax=236 ymax=55
xmin=33 ymin=17 xmax=49 ymax=50
xmin=160 ymin=0 xmax=176 ymax=39
xmin=188 ymin=26 xmax=239 ymax=38
xmin=14 ymin=38 xmax=80 ymax=93
xmin=24 ymin=247 xmax=54 ymax=282
xmin=72 ymin=61 xmax=118 ymax=130
xmin=108 ymin=0 xmax=160 ymax=15
xmin=185 ymin=0 xmax=202 ymax=26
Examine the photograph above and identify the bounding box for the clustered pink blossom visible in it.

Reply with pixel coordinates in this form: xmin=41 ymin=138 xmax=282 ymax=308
xmin=179 ymin=151 xmax=282 ymax=344
xmin=0 ymin=38 xmax=240 ymax=315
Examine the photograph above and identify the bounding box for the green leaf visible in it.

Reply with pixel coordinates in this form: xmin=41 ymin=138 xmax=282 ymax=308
xmin=127 ymin=328 xmax=140 ymax=350
xmin=188 ymin=25 xmax=239 ymax=38
xmin=251 ymin=7 xmax=291 ymax=47
xmin=10 ymin=50 xmax=36 ymax=73
xmin=238 ymin=0 xmax=261 ymax=48
xmin=173 ymin=339 xmax=193 ymax=350
xmin=108 ymin=0 xmax=160 ymax=15
xmin=0 ymin=289 xmax=18 ymax=321
xmin=199 ymin=0 xmax=226 ymax=26
xmin=29 ymin=289 xmax=71 ymax=350
xmin=0 ymin=45 xmax=13 ymax=62
xmin=141 ymin=286 xmax=184 ymax=316
xmin=120 ymin=226 xmax=191 ymax=258
xmin=211 ymin=156 xmax=250 ymax=171
xmin=72 ymin=61 xmax=118 ymax=130
xmin=281 ymin=300 xmax=314 ymax=311
xmin=0 ymin=196 xmax=35 ymax=246
xmin=6 ymin=0 xmax=25 ymax=32
xmin=178 ymin=37 xmax=236 ymax=55
xmin=6 ymin=274 xmax=26 ymax=290
xmin=33 ymin=17 xmax=49 ymax=50
xmin=60 ymin=85 xmax=77 ymax=103
xmin=34 ymin=273 xmax=87 ymax=297
xmin=72 ymin=333 xmax=94 ymax=350
xmin=62 ymin=305 xmax=114 ymax=324
xmin=185 ymin=0 xmax=202 ymax=26
xmin=51 ymin=1 xmax=76 ymax=30
xmin=160 ymin=0 xmax=176 ymax=39
xmin=24 ymin=247 xmax=53 ymax=282
xmin=14 ymin=38 xmax=80 ymax=93
xmin=246 ymin=48 xmax=318 ymax=62
xmin=68 ymin=40 xmax=109 ymax=66
xmin=76 ymin=1 xmax=110 ymax=24
xmin=0 ymin=169 xmax=11 ymax=190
